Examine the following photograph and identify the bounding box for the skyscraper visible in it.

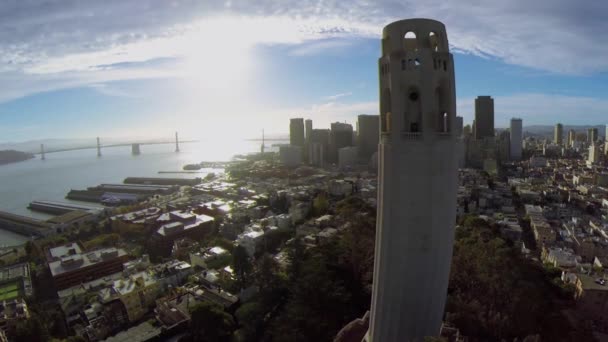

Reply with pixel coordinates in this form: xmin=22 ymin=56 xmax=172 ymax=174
xmin=568 ymin=129 xmax=576 ymax=147
xmin=510 ymin=118 xmax=522 ymax=160
xmin=474 ymin=96 xmax=494 ymax=139
xmin=329 ymin=122 xmax=353 ymax=163
xmin=588 ymin=128 xmax=598 ymax=144
xmin=454 ymin=116 xmax=463 ymax=137
xmin=305 ymin=119 xmax=313 ymax=144
xmin=357 ymin=114 xmax=380 ymax=160
xmin=554 ymin=123 xmax=563 ymax=145
xmin=368 ymin=19 xmax=458 ymax=341
xmin=289 ymin=118 xmax=305 ymax=147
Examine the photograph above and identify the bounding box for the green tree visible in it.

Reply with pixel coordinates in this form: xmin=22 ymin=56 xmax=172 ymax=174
xmin=188 ymin=302 xmax=235 ymax=342
xmin=232 ymin=245 xmax=252 ymax=288
xmin=14 ymin=313 xmax=49 ymax=342
xmin=234 ymin=301 xmax=264 ymax=340
xmin=312 ymin=192 xmax=329 ymax=217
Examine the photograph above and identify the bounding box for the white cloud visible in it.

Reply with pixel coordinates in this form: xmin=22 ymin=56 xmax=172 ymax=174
xmin=323 ymin=92 xmax=353 ymax=101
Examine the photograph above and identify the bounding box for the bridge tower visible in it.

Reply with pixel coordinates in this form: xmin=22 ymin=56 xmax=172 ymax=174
xmin=175 ymin=132 xmax=180 ymax=153
xmin=366 ymin=18 xmax=458 ymax=341
xmin=261 ymin=129 xmax=265 ymax=154
xmin=40 ymin=144 xmax=46 ymax=160
xmin=131 ymin=143 xmax=141 ymax=155
xmin=97 ymin=137 xmax=102 ymax=157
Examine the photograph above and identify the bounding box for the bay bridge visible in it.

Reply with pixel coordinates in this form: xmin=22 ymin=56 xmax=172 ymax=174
xmin=37 ymin=132 xmax=196 ymax=159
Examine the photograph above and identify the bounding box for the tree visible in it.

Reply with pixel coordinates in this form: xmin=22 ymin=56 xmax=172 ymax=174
xmin=232 ymin=245 xmax=252 ymax=288
xmin=234 ymin=302 xmax=264 ymax=340
xmin=14 ymin=313 xmax=49 ymax=342
xmin=255 ymin=254 xmax=287 ymax=309
xmin=312 ymin=192 xmax=329 ymax=217
xmin=188 ymin=302 xmax=235 ymax=342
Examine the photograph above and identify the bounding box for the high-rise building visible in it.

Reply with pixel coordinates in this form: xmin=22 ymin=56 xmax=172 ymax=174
xmin=474 ymin=96 xmax=494 ymax=139
xmin=305 ymin=119 xmax=313 ymax=143
xmin=588 ymin=128 xmax=598 ymax=144
xmin=289 ymin=118 xmax=305 ymax=147
xmin=329 ymin=122 xmax=353 ymax=163
xmin=554 ymin=123 xmax=563 ymax=145
xmin=588 ymin=143 xmax=600 ymax=165
xmin=357 ymin=114 xmax=380 ymax=160
xmin=454 ymin=116 xmax=463 ymax=137
xmin=309 ymin=128 xmax=330 ymax=165
xmin=368 ymin=19 xmax=458 ymax=341
xmin=568 ymin=129 xmax=576 ymax=147
xmin=510 ymin=118 xmax=523 ymax=160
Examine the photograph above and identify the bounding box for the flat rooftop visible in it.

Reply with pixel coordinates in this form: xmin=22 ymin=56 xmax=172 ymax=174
xmin=48 ymin=246 xmax=128 ymax=277
xmin=157 ymin=213 xmax=214 ymax=236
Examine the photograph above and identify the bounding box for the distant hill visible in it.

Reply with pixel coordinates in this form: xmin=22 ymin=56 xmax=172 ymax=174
xmin=0 ymin=150 xmax=34 ymax=165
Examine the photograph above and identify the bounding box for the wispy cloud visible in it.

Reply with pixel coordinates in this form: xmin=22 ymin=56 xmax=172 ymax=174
xmin=323 ymin=92 xmax=353 ymax=101
xmin=0 ymin=1 xmax=608 ymax=102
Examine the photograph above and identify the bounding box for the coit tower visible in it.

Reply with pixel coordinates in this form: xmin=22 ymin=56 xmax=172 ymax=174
xmin=368 ymin=18 xmax=458 ymax=341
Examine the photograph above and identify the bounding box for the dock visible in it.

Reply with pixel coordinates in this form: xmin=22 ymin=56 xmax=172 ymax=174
xmin=124 ymin=177 xmax=201 ymax=186
xmin=27 ymin=200 xmax=104 ymax=216
xmin=0 ymin=211 xmax=52 ymax=237
xmin=90 ymin=183 xmax=177 ymax=195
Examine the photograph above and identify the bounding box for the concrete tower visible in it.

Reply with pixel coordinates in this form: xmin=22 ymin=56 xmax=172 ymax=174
xmin=40 ymin=144 xmax=46 ymax=160
xmin=97 ymin=137 xmax=102 ymax=157
xmin=369 ymin=18 xmax=458 ymax=341
xmin=175 ymin=132 xmax=180 ymax=152
xmin=474 ymin=96 xmax=494 ymax=139
xmin=554 ymin=123 xmax=563 ymax=145
xmin=510 ymin=118 xmax=523 ymax=160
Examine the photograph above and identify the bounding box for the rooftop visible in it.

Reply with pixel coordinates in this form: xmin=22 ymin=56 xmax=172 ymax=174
xmin=48 ymin=246 xmax=128 ymax=277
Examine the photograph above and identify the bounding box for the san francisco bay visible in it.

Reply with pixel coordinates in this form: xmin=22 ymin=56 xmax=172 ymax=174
xmin=0 ymin=139 xmax=282 ymax=246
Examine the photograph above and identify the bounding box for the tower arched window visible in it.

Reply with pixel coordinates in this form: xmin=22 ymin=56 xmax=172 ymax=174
xmin=429 ymin=32 xmax=439 ymax=51
xmin=404 ymin=31 xmax=417 ymax=51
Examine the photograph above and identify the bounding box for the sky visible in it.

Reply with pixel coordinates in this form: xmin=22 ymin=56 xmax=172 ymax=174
xmin=1 ymin=0 xmax=607 ymax=143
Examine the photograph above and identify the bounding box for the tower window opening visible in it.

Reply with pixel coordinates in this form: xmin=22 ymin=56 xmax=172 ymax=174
xmin=409 ymin=91 xmax=419 ymax=102
xmin=443 ymin=60 xmax=447 ymax=71
xmin=433 ymin=59 xmax=437 ymax=69
xmin=442 ymin=112 xmax=449 ymax=133
xmin=404 ymin=31 xmax=418 ymax=50
xmin=401 ymin=59 xmax=406 ymax=70
xmin=429 ymin=32 xmax=439 ymax=51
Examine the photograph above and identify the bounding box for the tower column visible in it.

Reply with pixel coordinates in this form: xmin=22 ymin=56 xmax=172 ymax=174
xmin=97 ymin=137 xmax=102 ymax=157
xmin=368 ymin=18 xmax=458 ymax=341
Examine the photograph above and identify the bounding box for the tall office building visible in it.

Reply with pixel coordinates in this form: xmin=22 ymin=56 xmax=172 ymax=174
xmin=329 ymin=122 xmax=353 ymax=163
xmin=474 ymin=96 xmax=494 ymax=139
xmin=588 ymin=128 xmax=598 ymax=144
xmin=305 ymin=119 xmax=313 ymax=144
xmin=568 ymin=129 xmax=576 ymax=147
xmin=554 ymin=123 xmax=563 ymax=145
xmin=367 ymin=19 xmax=458 ymax=341
xmin=289 ymin=118 xmax=305 ymax=147
xmin=454 ymin=116 xmax=464 ymax=136
xmin=357 ymin=114 xmax=380 ymax=160
xmin=510 ymin=118 xmax=523 ymax=160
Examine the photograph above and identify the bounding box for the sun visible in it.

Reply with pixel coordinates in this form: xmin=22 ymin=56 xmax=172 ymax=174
xmin=179 ymin=20 xmax=254 ymax=95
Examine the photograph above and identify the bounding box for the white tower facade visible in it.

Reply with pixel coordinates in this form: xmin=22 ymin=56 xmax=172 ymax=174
xmin=510 ymin=118 xmax=523 ymax=160
xmin=369 ymin=19 xmax=458 ymax=341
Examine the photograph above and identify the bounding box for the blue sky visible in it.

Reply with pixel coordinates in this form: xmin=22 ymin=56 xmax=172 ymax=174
xmin=1 ymin=1 xmax=607 ymax=143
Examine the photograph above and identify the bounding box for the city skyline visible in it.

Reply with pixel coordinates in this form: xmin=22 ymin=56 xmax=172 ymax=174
xmin=1 ymin=1 xmax=608 ymax=143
